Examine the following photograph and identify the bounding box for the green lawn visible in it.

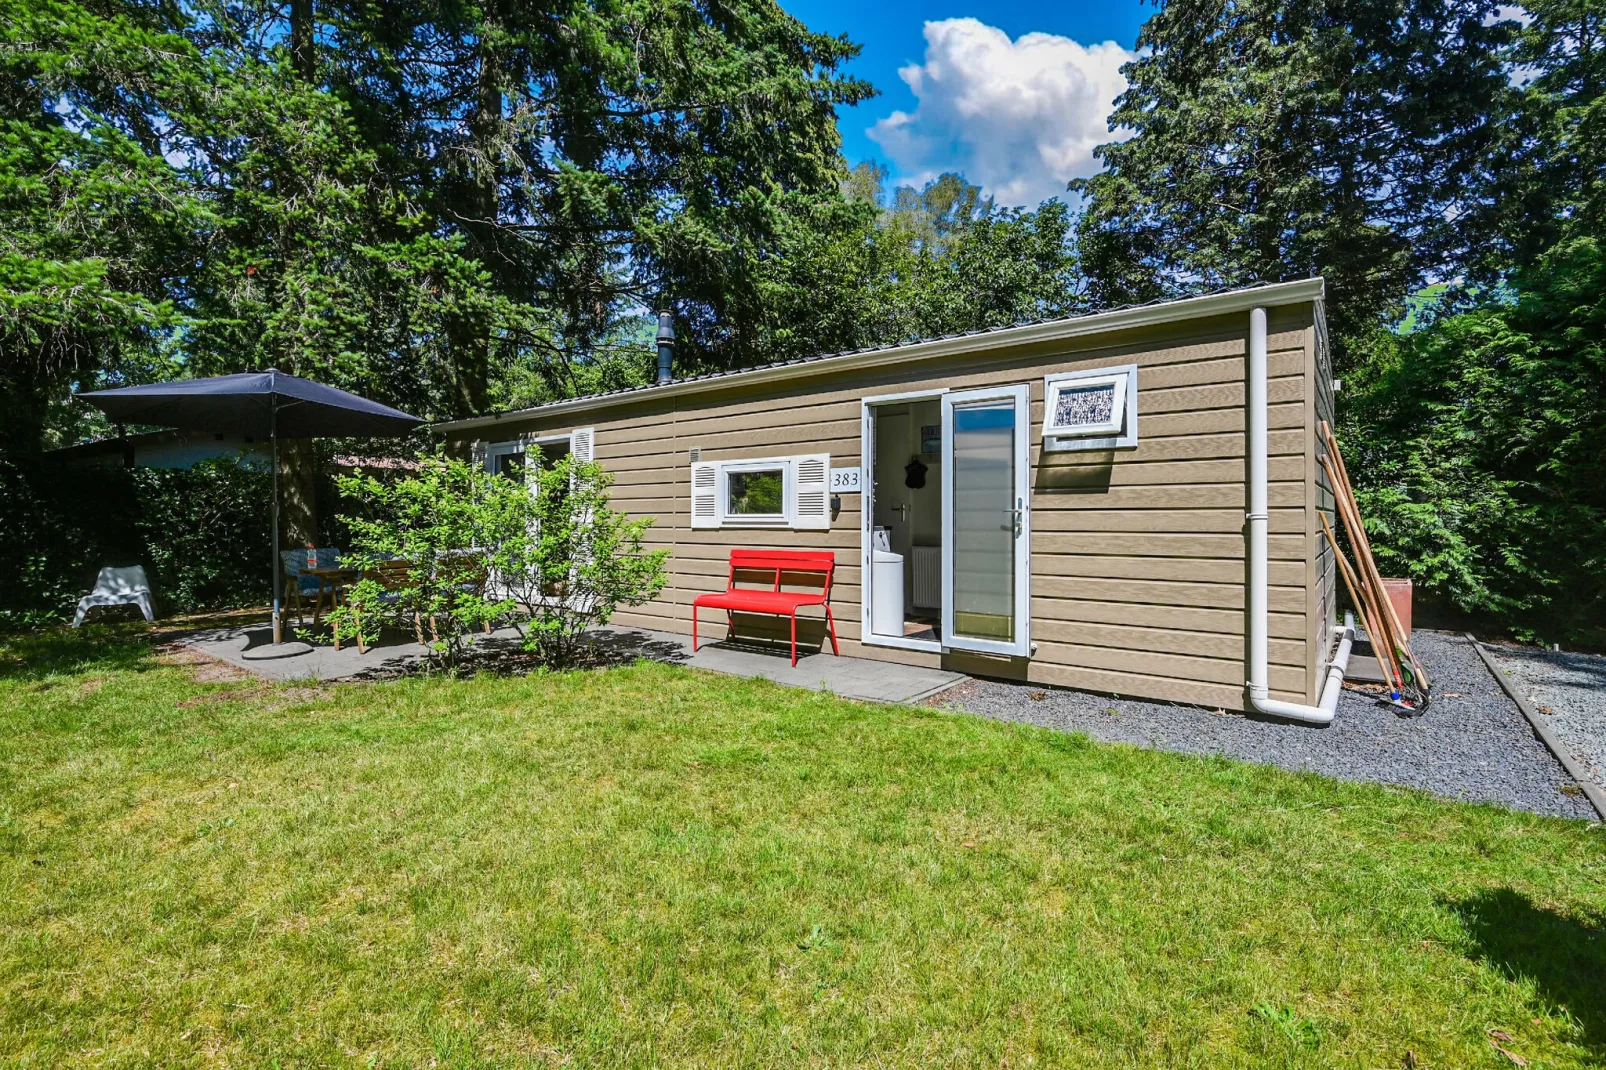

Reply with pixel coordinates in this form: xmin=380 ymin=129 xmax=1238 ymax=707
xmin=1 ymin=628 xmax=1602 ymax=1068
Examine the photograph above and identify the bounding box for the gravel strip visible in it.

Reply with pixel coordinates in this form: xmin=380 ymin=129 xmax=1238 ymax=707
xmin=942 ymin=630 xmax=1596 ymax=820
xmin=1482 ymin=641 xmax=1606 ymax=794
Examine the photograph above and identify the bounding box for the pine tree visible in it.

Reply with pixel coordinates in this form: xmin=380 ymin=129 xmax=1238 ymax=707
xmin=1073 ymin=0 xmax=1519 ymax=362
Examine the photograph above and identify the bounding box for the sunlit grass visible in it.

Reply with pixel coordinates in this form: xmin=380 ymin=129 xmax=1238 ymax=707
xmin=1 ymin=626 xmax=1602 ymax=1067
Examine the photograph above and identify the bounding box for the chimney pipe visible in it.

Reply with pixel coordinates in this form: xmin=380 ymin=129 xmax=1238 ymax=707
xmin=655 ymin=311 xmax=675 ymax=386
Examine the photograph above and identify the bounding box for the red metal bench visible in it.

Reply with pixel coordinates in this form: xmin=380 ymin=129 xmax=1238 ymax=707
xmin=692 ymin=549 xmax=841 ymax=666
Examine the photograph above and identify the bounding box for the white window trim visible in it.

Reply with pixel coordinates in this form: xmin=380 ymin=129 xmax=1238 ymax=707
xmin=483 ymin=428 xmax=594 ymax=477
xmin=717 ymin=458 xmax=795 ymax=528
xmin=1042 ymin=364 xmax=1139 ymax=452
xmin=485 ymin=439 xmax=526 ymax=476
xmin=689 ymin=454 xmax=830 ymax=530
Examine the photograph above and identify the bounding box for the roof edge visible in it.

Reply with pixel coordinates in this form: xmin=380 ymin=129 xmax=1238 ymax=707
xmin=435 ymin=277 xmax=1325 ymax=434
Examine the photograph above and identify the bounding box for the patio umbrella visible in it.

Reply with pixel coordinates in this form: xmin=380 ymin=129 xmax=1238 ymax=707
xmin=79 ymin=369 xmax=423 ymax=643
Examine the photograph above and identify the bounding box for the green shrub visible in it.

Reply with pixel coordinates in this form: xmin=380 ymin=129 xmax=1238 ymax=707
xmin=488 ymin=453 xmax=669 ymax=666
xmin=0 ymin=455 xmax=275 ymax=628
xmin=331 ymin=452 xmax=668 ymax=668
xmin=331 ymin=456 xmax=514 ymax=667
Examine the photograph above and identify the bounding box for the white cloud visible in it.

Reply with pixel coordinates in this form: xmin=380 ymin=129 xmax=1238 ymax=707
xmin=867 ymin=18 xmax=1135 ymax=208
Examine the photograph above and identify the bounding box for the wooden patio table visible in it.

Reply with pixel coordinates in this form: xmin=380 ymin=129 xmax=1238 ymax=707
xmin=302 ymin=565 xmax=360 ymax=629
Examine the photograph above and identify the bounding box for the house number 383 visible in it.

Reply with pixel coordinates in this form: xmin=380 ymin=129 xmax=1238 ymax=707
xmin=829 ymin=467 xmax=862 ymax=493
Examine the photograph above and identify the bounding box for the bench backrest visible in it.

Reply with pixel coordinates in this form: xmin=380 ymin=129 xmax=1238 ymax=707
xmin=727 ymin=549 xmax=836 ymax=600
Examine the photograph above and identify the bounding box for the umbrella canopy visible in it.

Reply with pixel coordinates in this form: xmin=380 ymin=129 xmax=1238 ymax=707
xmin=78 ymin=369 xmax=422 ymax=439
xmin=78 ymin=369 xmax=423 ymax=645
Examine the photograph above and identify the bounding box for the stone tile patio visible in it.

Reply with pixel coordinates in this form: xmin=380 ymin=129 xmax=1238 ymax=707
xmin=179 ymin=620 xmax=966 ymax=705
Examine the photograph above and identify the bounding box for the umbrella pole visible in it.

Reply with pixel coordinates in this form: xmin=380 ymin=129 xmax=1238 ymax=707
xmin=271 ymin=403 xmax=282 ymax=645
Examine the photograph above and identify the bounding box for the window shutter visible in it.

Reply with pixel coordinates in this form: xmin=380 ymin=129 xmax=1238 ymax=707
xmin=570 ymin=427 xmax=595 ymax=462
xmin=792 ymin=453 xmax=830 ymax=530
xmin=471 ymin=440 xmax=488 ymax=470
xmin=690 ymin=462 xmax=719 ymax=529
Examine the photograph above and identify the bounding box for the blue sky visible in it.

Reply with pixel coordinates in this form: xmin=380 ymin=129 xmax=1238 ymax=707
xmin=783 ymin=0 xmax=1151 ymax=209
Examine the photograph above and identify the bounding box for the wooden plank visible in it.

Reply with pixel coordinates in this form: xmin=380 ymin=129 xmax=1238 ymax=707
xmin=1021 ymin=661 xmax=1299 ymax=712
xmin=1031 ymin=638 xmax=1306 ymax=691
xmin=1031 ymin=507 xmax=1306 ymax=534
xmin=1140 ymin=401 xmax=1304 ymax=438
xmin=1029 ymin=531 xmax=1304 ymax=559
xmin=1031 ymin=597 xmax=1304 ymax=642
xmin=1030 ymin=595 xmax=1302 ymax=636
xmin=1030 ymin=481 xmax=1306 ymax=511
xmin=1031 ymin=553 xmax=1305 ymax=587
xmin=1030 ymin=618 xmax=1305 ymax=666
xmin=1034 ymin=574 xmax=1305 ymax=612
xmin=1031 ymin=456 xmax=1305 ymax=488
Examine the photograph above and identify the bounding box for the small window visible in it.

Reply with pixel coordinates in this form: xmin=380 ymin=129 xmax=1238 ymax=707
xmin=726 ymin=466 xmax=786 ymax=519
xmin=1042 ymin=365 xmax=1139 ymax=451
xmin=482 ymin=428 xmax=594 ymax=481
xmin=690 ymin=455 xmax=830 ymax=530
xmin=486 ymin=441 xmax=527 ymax=480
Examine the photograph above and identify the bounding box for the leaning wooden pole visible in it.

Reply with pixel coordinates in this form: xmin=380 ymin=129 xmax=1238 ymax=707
xmin=1321 ymin=452 xmax=1409 ymax=690
xmin=1320 ymin=511 xmax=1398 ymax=689
xmin=1324 ymin=428 xmax=1426 ymax=693
xmin=1319 ymin=422 xmax=1430 ymax=695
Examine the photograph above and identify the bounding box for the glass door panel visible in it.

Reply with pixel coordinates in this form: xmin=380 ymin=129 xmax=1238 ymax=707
xmin=941 ymin=385 xmax=1030 ymax=657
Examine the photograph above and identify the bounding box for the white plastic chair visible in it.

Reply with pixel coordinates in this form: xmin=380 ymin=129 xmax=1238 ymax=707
xmin=73 ymin=566 xmax=155 ymax=627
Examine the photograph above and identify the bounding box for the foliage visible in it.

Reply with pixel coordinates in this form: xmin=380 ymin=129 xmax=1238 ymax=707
xmin=486 ymin=454 xmax=669 ymax=667
xmin=332 ymin=451 xmax=665 ymax=668
xmin=1344 ymin=238 xmax=1606 ymax=645
xmin=1471 ymin=0 xmax=1606 ymax=277
xmin=288 ymin=0 xmax=876 ymax=398
xmin=1074 ymin=0 xmax=1604 ymax=642
xmin=2 ymin=636 xmax=1603 ymax=1064
xmin=1072 ymin=0 xmax=1520 ymax=365
xmin=0 ymin=0 xmax=196 ymax=454
xmin=332 ymin=456 xmax=515 ymax=666
xmin=750 ymin=170 xmax=1086 ymax=362
xmin=0 ymin=454 xmax=274 ymax=629
xmin=1 ymin=0 xmax=879 ymax=453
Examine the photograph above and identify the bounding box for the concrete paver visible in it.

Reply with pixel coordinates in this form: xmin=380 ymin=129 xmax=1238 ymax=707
xmin=181 ymin=619 xmax=965 ymax=705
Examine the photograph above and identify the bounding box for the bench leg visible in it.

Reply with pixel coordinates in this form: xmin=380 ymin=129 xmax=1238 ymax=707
xmin=790 ymin=611 xmax=798 ymax=667
xmin=824 ymin=605 xmax=840 ymax=656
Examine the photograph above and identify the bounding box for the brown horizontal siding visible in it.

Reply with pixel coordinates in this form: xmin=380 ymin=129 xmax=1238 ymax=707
xmin=454 ymin=304 xmax=1321 ymax=708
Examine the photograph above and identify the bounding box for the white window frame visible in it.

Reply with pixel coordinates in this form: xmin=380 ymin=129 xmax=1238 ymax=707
xmin=689 ymin=454 xmax=830 ymax=530
xmin=717 ymin=458 xmax=795 ymax=528
xmin=485 ymin=439 xmax=528 ymax=478
xmin=483 ymin=429 xmax=593 ymax=480
xmin=1042 ymin=364 xmax=1139 ymax=452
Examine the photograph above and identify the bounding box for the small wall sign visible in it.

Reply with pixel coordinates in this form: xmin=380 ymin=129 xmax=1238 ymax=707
xmin=920 ymin=424 xmax=941 ymax=454
xmin=829 ymin=466 xmax=862 ymax=493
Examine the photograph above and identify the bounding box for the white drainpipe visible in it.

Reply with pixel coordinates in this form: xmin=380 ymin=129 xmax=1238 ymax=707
xmin=1246 ymin=306 xmax=1354 ymax=725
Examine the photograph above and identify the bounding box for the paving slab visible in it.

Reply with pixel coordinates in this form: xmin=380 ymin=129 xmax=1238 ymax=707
xmin=595 ymin=626 xmax=967 ymax=704
xmin=181 ymin=621 xmax=460 ymax=682
xmin=179 ymin=619 xmax=966 ymax=705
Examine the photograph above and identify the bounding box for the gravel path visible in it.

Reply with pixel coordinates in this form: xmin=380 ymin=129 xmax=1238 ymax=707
xmin=1483 ymin=641 xmax=1606 ymax=794
xmin=943 ymin=630 xmax=1597 ymax=820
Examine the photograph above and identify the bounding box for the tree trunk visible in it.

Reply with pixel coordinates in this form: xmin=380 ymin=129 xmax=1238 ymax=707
xmin=290 ymin=0 xmax=316 ymax=82
xmin=278 ymin=437 xmax=320 ymax=550
xmin=449 ymin=13 xmax=504 ymax=417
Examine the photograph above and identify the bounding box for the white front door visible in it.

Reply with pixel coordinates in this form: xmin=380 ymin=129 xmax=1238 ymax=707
xmin=941 ymin=384 xmax=1031 ymax=657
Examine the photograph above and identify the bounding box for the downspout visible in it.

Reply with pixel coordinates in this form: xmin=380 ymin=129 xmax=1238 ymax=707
xmin=1246 ymin=306 xmax=1354 ymax=724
